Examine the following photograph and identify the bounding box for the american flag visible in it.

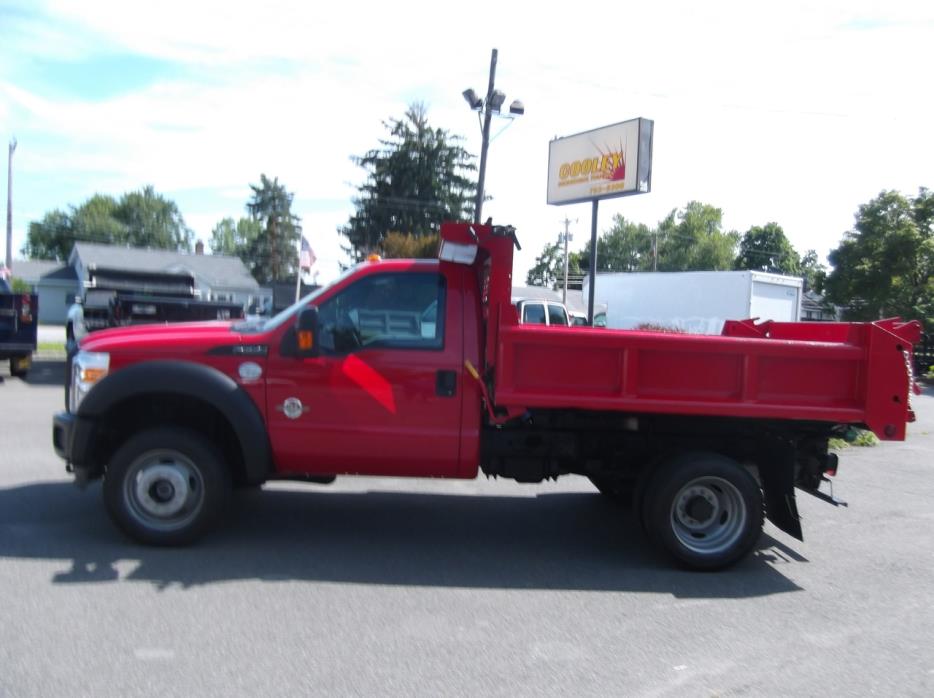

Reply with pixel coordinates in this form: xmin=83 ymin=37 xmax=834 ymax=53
xmin=299 ymin=236 xmax=316 ymax=271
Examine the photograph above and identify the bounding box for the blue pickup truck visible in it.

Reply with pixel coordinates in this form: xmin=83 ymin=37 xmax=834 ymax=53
xmin=0 ymin=277 xmax=38 ymax=378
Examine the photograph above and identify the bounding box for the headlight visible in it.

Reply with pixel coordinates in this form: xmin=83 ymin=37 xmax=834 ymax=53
xmin=70 ymin=351 xmax=110 ymax=413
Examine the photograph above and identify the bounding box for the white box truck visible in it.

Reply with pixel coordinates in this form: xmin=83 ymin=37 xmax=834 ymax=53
xmin=582 ymin=270 xmax=803 ymax=334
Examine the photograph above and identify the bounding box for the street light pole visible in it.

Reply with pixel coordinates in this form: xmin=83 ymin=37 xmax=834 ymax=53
xmin=464 ymin=49 xmax=523 ymax=225
xmin=474 ymin=49 xmax=498 ymax=224
xmin=6 ymin=138 xmax=15 ymax=271
xmin=560 ymin=217 xmax=574 ymax=305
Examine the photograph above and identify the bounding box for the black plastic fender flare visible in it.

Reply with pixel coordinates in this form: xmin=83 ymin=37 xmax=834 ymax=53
xmin=78 ymin=360 xmax=272 ymax=484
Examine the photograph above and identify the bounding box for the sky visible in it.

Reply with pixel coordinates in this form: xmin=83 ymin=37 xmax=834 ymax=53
xmin=2 ymin=0 xmax=933 ymax=284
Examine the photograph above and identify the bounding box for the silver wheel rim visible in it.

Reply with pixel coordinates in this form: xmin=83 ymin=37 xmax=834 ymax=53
xmin=123 ymin=449 xmax=205 ymax=532
xmin=670 ymin=476 xmax=747 ymax=556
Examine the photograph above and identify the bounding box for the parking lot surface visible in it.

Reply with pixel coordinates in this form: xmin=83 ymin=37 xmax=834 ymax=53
xmin=1 ymin=360 xmax=933 ymax=696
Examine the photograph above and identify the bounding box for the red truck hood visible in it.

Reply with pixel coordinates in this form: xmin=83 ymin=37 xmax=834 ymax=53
xmin=80 ymin=321 xmax=247 ymax=354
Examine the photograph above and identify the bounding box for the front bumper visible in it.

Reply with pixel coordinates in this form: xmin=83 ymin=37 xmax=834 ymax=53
xmin=52 ymin=411 xmax=76 ymax=461
xmin=53 ymin=411 xmax=100 ymax=485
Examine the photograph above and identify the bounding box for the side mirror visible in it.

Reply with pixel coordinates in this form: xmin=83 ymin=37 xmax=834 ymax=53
xmin=295 ymin=307 xmax=320 ymax=357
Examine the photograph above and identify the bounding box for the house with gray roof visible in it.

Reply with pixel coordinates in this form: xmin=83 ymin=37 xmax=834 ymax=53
xmin=68 ymin=242 xmax=267 ymax=313
xmin=12 ymin=243 xmax=268 ymax=324
xmin=9 ymin=259 xmax=62 ymax=287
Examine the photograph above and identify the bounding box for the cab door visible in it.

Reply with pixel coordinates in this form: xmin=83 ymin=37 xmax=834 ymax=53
xmin=266 ymin=268 xmax=464 ymax=478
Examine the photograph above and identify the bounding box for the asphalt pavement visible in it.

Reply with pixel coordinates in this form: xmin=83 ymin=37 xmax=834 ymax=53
xmin=1 ymin=360 xmax=932 ymax=696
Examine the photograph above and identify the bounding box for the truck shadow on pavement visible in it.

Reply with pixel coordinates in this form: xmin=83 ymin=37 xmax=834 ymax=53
xmin=0 ymin=481 xmax=805 ymax=598
xmin=20 ymin=359 xmax=66 ymax=386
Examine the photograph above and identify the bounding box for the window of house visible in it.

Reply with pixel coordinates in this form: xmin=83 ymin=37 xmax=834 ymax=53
xmin=316 ymin=272 xmax=445 ymax=354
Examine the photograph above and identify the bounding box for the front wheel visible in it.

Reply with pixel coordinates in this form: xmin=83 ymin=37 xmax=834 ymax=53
xmin=642 ymin=452 xmax=763 ymax=570
xmin=104 ymin=428 xmax=231 ymax=545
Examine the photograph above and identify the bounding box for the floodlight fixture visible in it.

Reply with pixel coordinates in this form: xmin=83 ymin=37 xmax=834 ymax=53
xmin=488 ymin=90 xmax=506 ymax=112
xmin=464 ymin=49 xmax=525 ymax=224
xmin=462 ymin=88 xmax=483 ymax=110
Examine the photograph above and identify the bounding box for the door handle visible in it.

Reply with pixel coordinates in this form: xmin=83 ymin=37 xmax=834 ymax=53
xmin=435 ymin=370 xmax=457 ymax=398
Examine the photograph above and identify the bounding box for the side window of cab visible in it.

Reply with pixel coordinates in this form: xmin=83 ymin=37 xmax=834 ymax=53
xmin=316 ymin=272 xmax=445 ymax=355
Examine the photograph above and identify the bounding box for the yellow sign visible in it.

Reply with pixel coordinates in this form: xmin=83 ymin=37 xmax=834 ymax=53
xmin=547 ymin=118 xmax=653 ymax=206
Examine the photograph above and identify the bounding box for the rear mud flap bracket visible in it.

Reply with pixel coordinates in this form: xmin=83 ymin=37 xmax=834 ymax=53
xmin=760 ymin=442 xmax=803 ymax=541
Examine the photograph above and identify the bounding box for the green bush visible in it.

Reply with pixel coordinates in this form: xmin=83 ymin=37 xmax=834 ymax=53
xmin=853 ymin=430 xmax=881 ymax=447
xmin=10 ymin=277 xmax=32 ymax=293
xmin=829 ymin=428 xmax=880 ymax=450
xmin=635 ymin=323 xmax=685 ymax=333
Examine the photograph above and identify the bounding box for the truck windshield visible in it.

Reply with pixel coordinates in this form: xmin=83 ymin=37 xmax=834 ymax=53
xmin=234 ymin=266 xmax=358 ymax=334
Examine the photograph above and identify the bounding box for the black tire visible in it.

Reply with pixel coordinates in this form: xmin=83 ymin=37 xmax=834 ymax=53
xmin=588 ymin=475 xmax=634 ymax=506
xmin=10 ymin=356 xmax=30 ymax=378
xmin=641 ymin=452 xmax=763 ymax=571
xmin=103 ymin=427 xmax=231 ymax=546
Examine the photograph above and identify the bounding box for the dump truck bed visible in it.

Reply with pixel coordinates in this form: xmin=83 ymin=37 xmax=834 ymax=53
xmin=492 ymin=317 xmax=920 ymax=440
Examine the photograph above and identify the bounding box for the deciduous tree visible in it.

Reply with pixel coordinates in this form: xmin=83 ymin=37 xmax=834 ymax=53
xmin=825 ymin=188 xmax=933 ymax=328
xmin=526 ymin=241 xmax=564 ymax=288
xmin=114 ymin=186 xmax=193 ymax=251
xmin=734 ymin=222 xmax=800 ymax=275
xmin=799 ymin=249 xmax=827 ymax=293
xmin=585 ymin=214 xmax=653 ymax=272
xmin=23 ymin=187 xmax=192 ymax=259
xmin=656 ymin=201 xmax=738 ymax=271
xmin=209 ymin=217 xmax=262 ymax=257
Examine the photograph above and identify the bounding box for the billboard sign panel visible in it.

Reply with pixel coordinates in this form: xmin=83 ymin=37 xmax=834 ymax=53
xmin=547 ymin=118 xmax=654 ymax=206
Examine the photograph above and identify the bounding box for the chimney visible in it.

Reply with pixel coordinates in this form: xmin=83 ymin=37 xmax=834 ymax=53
xmin=195 ymin=240 xmax=204 ymax=255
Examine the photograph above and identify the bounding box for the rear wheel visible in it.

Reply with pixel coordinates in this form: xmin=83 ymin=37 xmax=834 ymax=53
xmin=10 ymin=355 xmax=30 ymax=378
xmin=104 ymin=427 xmax=231 ymax=545
xmin=641 ymin=452 xmax=763 ymax=570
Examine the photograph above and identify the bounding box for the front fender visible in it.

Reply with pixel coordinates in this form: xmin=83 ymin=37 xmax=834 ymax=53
xmin=77 ymin=360 xmax=272 ymax=484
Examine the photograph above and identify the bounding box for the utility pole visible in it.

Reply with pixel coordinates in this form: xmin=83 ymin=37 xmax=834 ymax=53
xmin=6 ymin=137 xmax=15 ymax=271
xmin=559 ymin=217 xmax=575 ymax=304
xmin=474 ymin=49 xmax=497 ymax=224
xmin=463 ymin=49 xmax=524 ymax=225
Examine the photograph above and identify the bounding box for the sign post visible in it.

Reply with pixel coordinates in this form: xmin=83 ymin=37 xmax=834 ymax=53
xmin=547 ymin=118 xmax=653 ymax=323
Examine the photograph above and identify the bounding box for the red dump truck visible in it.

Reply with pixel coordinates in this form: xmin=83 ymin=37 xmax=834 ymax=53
xmin=52 ymin=222 xmax=921 ymax=569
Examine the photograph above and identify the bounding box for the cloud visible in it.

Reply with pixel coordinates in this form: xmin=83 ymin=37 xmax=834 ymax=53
xmin=4 ymin=0 xmax=933 ymax=276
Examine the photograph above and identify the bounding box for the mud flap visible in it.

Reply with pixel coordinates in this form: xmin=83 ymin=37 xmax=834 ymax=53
xmin=759 ymin=442 xmax=803 ymax=541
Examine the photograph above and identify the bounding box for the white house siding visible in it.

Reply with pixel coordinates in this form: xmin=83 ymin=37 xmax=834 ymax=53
xmin=37 ymin=279 xmax=80 ymax=324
